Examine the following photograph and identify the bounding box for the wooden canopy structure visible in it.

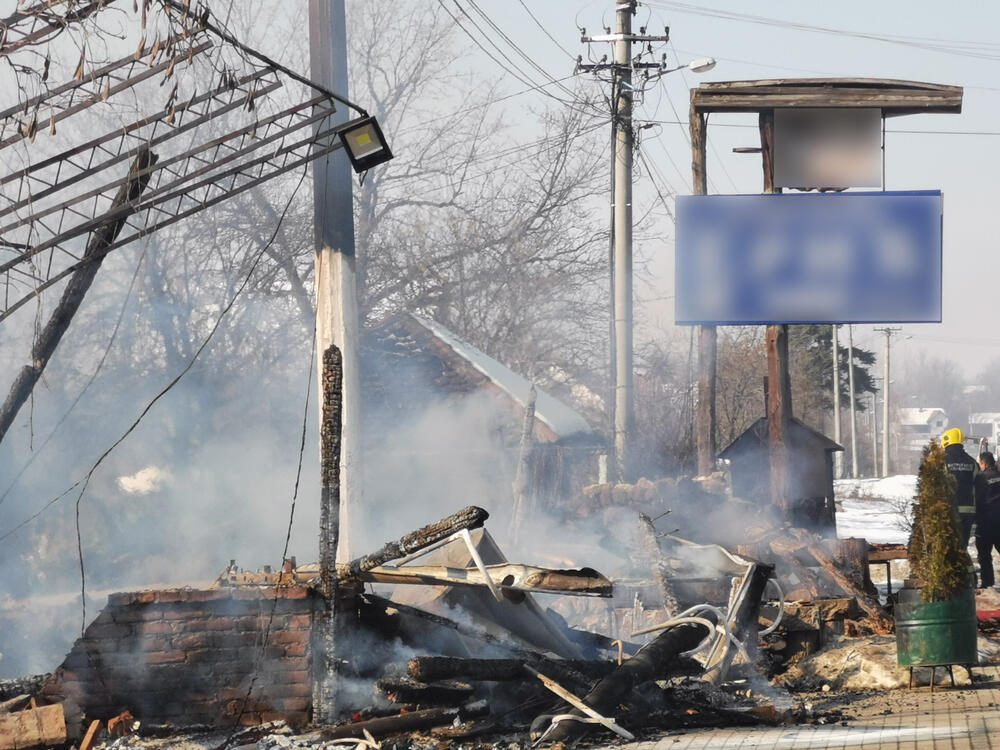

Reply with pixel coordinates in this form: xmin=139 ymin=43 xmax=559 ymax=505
xmin=688 ymin=77 xmax=963 ymax=523
xmin=691 ymin=78 xmax=963 ymax=116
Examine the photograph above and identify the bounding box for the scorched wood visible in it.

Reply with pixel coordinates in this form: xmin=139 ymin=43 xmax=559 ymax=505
xmin=0 ymin=148 xmax=158 ymax=446
xmin=339 ymin=506 xmax=489 ymax=579
xmin=407 ymin=656 xmax=618 ymax=683
xmin=541 ymin=622 xmax=710 ymax=743
xmin=358 ymin=563 xmax=612 ymax=596
xmin=375 ymin=677 xmax=474 ymax=706
xmin=320 ymin=701 xmax=487 ymax=740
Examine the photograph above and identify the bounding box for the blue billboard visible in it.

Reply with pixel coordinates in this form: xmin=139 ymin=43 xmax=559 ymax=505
xmin=675 ymin=191 xmax=942 ymax=325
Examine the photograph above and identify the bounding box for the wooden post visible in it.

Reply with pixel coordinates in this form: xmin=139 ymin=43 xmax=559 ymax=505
xmin=690 ymin=96 xmax=715 ymax=476
xmin=314 ymin=344 xmax=343 ymax=723
xmin=0 ymin=148 xmax=158 ymax=445
xmin=309 ymin=0 xmax=361 ymax=564
xmin=509 ymin=384 xmax=537 ymax=544
xmin=759 ymin=110 xmax=793 ymax=516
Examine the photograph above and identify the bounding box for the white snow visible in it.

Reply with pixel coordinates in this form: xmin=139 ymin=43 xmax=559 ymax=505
xmin=834 ymin=475 xmax=917 ymax=545
xmin=413 ymin=315 xmax=594 ymax=439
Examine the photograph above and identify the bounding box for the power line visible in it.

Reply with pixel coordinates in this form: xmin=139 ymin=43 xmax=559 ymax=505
xmin=649 ymin=1 xmax=1000 ymax=62
xmin=0 ymin=242 xmax=148 ymax=508
xmin=517 ymin=0 xmax=577 ymax=61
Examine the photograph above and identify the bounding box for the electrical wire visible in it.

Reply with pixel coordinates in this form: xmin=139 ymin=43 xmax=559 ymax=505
xmin=516 ymin=0 xmax=577 ymax=62
xmin=437 ymin=0 xmax=605 ymax=121
xmin=228 ymin=326 xmax=315 ymax=732
xmin=649 ymin=2 xmax=1000 ymax=62
xmin=0 ymin=241 xmax=149 ymax=509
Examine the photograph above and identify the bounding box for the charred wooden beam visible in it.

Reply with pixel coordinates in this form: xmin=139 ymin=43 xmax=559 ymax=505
xmin=407 ymin=657 xmax=618 ymax=684
xmin=803 ymin=536 xmax=893 ymax=633
xmin=320 ymin=701 xmax=488 ymax=740
xmin=358 ymin=563 xmax=612 ymax=597
xmin=541 ymin=622 xmax=710 ymax=743
xmin=341 ymin=506 xmax=489 ymax=579
xmin=366 ymin=595 xmax=593 ymax=692
xmin=375 ymin=677 xmax=474 ymax=706
xmin=0 ymin=148 xmax=158 ymax=446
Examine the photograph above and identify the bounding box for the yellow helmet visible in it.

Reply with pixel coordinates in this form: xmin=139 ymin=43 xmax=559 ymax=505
xmin=942 ymin=428 xmax=963 ymax=447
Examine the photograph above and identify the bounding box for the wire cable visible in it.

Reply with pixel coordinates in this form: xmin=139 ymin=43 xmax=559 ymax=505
xmin=228 ymin=326 xmax=315 ymax=732
xmin=35 ymin=164 xmax=311 ymax=636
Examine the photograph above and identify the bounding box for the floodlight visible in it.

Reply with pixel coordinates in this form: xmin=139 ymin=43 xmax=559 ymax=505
xmin=338 ymin=116 xmax=393 ymax=173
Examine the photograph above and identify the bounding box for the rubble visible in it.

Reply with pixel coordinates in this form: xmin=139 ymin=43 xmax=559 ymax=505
xmin=6 ymin=481 xmax=949 ymax=748
xmin=0 ymin=702 xmax=65 ymax=750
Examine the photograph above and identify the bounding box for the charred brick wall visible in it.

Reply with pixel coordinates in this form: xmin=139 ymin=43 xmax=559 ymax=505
xmin=39 ymin=587 xmax=316 ymax=728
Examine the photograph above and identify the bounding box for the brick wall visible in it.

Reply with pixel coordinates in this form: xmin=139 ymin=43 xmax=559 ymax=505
xmin=39 ymin=587 xmax=317 ymax=728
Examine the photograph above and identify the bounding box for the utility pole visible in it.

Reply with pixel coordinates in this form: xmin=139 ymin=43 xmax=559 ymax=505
xmin=847 ymin=324 xmax=858 ymax=479
xmin=870 ymin=391 xmax=878 ymax=478
xmin=832 ymin=325 xmax=842 ymax=478
xmin=758 ymin=111 xmax=793 ymax=516
xmin=578 ymin=2 xmax=672 ymax=481
xmin=611 ymin=1 xmax=634 ymax=483
xmin=874 ymin=326 xmax=901 ymax=477
xmin=309 ymin=0 xmax=361 ymax=564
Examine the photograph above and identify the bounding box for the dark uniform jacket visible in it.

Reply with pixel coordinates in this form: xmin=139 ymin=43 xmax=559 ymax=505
xmin=945 ymin=443 xmax=979 ymax=517
xmin=976 ymin=466 xmax=1000 ymax=523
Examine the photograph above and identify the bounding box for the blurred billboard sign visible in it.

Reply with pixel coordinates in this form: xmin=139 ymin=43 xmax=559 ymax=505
xmin=675 ymin=191 xmax=942 ymax=325
xmin=774 ymin=108 xmax=882 ymax=188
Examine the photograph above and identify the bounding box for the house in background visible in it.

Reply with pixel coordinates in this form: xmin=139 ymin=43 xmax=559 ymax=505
xmin=897 ymin=407 xmax=949 ymax=470
xmin=360 ymin=314 xmax=604 ymax=537
xmin=969 ymin=412 xmax=1000 ymax=454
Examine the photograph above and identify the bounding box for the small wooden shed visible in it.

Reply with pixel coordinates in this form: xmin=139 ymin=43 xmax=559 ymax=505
xmin=720 ymin=417 xmax=843 ymax=533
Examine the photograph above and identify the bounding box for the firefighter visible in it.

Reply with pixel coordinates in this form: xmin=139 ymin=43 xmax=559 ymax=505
xmin=942 ymin=428 xmax=978 ymax=548
xmin=976 ymin=452 xmax=1000 ymax=588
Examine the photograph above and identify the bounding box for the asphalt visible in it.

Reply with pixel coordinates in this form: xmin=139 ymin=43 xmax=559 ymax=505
xmin=601 ymin=666 xmax=1000 ymax=750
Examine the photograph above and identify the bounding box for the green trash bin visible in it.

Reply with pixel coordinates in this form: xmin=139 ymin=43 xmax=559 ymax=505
xmin=895 ymin=586 xmax=978 ymax=668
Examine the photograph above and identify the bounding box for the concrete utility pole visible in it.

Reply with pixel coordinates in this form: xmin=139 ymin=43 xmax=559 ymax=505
xmin=875 ymin=326 xmax=900 ymax=477
xmin=309 ymin=0 xmax=361 ymax=564
xmin=870 ymin=392 xmax=878 ymax=478
xmin=611 ymin=0 xmax=635 ymax=482
xmin=832 ymin=325 xmax=842 ymax=478
xmin=847 ymin=324 xmax=859 ymax=478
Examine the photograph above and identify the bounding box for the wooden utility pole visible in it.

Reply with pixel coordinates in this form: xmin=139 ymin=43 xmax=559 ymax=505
xmin=309 ymin=0 xmax=361 ymax=564
xmin=690 ymin=100 xmax=714 ymax=476
xmin=0 ymin=148 xmax=157 ymax=445
xmin=759 ymin=110 xmax=792 ymax=513
xmin=313 ymin=344 xmax=343 ymax=723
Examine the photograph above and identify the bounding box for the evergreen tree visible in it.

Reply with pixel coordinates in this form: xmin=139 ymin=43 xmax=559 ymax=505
xmin=908 ymin=441 xmax=971 ymax=602
xmin=789 ymin=324 xmax=876 ymax=427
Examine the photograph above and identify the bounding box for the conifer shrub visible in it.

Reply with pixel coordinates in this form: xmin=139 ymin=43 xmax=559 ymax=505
xmin=907 ymin=441 xmax=972 ymax=602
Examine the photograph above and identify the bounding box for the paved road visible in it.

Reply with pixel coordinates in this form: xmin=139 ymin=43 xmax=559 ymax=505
xmin=606 ymin=667 xmax=1000 ymax=749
